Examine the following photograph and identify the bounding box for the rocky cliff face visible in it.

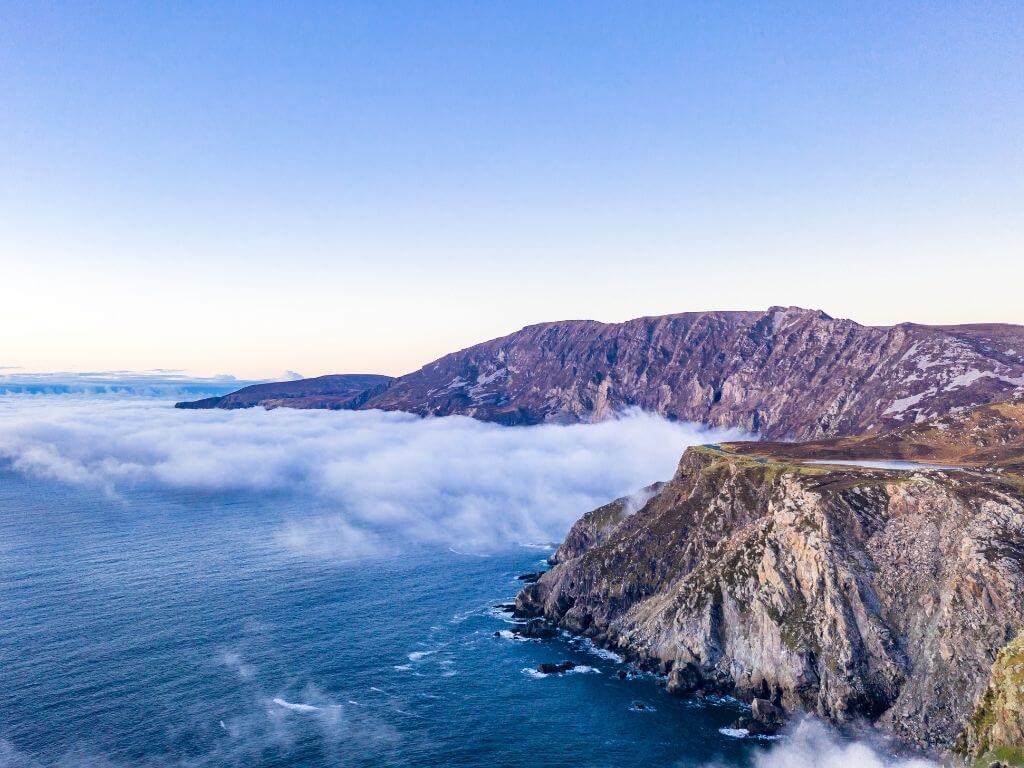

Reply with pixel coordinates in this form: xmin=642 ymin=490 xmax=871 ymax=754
xmin=174 ymin=307 xmax=1024 ymax=440
xmin=549 ymin=483 xmax=664 ymax=565
xmin=516 ymin=446 xmax=1024 ymax=751
xmin=365 ymin=307 xmax=1024 ymax=439
xmin=959 ymin=634 xmax=1024 ymax=765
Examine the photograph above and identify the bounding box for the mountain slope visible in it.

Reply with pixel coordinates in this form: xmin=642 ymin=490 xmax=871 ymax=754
xmin=175 ymin=374 xmax=393 ymax=410
xmin=174 ymin=307 xmax=1024 ymax=441
xmin=727 ymin=393 xmax=1024 ymax=472
xmin=364 ymin=306 xmax=1024 ymax=439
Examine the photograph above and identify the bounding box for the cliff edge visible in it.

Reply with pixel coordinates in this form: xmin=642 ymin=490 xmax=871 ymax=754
xmin=516 ymin=439 xmax=1024 ymax=752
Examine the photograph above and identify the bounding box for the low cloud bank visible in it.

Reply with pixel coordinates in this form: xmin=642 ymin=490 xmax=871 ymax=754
xmin=0 ymin=372 xmax=252 ymax=399
xmin=0 ymin=396 xmax=744 ymax=557
xmin=748 ymin=720 xmax=937 ymax=768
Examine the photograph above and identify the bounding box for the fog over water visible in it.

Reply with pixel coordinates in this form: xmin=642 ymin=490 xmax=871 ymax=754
xmin=0 ymin=393 xmax=938 ymax=767
xmin=0 ymin=396 xmax=746 ymax=557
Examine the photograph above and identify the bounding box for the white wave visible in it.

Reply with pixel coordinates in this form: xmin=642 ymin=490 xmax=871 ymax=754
xmin=485 ymin=607 xmax=522 ymax=625
xmin=621 ymin=669 xmax=659 ymax=681
xmin=407 ymin=650 xmax=436 ymax=662
xmin=720 ymin=727 xmax=749 ymax=738
xmin=393 ymin=664 xmax=412 ymax=672
xmin=565 ymin=665 xmax=599 ymax=674
xmin=271 ymin=697 xmax=321 ymax=713
xmin=451 ymin=602 xmax=494 ymax=623
xmin=521 ymin=667 xmax=549 ymax=679
xmin=448 ymin=547 xmax=490 ymax=558
xmin=573 ymin=638 xmax=624 ymax=663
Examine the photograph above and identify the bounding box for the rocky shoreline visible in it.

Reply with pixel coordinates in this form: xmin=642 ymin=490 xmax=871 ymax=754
xmin=504 ymin=604 xmax=791 ymax=737
xmin=510 ymin=434 xmax=1024 ymax=763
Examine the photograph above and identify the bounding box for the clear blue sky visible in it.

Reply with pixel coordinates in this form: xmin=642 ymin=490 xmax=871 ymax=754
xmin=2 ymin=1 xmax=1022 ymax=378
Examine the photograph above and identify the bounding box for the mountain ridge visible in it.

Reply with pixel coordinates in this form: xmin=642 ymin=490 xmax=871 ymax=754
xmin=174 ymin=373 xmax=394 ymax=411
xmin=176 ymin=306 xmax=1024 ymax=441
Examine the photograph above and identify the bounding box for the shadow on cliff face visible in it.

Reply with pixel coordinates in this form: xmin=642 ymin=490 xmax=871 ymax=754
xmin=0 ymin=395 xmax=746 ymax=558
xmin=715 ymin=720 xmax=938 ymax=768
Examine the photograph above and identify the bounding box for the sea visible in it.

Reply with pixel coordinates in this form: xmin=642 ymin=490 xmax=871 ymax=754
xmin=0 ymin=391 xmax=931 ymax=767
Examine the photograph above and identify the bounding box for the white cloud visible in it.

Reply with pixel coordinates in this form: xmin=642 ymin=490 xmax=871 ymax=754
xmin=0 ymin=396 xmax=744 ymax=558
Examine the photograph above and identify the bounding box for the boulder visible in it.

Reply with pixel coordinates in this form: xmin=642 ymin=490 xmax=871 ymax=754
xmin=513 ymin=619 xmax=558 ymax=639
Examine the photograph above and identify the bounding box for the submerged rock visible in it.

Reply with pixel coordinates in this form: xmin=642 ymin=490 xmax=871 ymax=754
xmin=537 ymin=661 xmax=576 ymax=674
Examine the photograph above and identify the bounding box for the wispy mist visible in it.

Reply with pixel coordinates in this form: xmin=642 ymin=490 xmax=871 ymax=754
xmin=745 ymin=720 xmax=937 ymax=768
xmin=0 ymin=396 xmax=743 ymax=557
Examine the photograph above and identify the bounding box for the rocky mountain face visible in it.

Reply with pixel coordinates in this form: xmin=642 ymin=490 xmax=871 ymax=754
xmin=175 ymin=307 xmax=1024 ymax=440
xmin=516 ymin=439 xmax=1024 ymax=752
xmin=366 ymin=307 xmax=1024 ymax=439
xmin=174 ymin=374 xmax=393 ymax=411
xmin=551 ymin=483 xmax=665 ymax=564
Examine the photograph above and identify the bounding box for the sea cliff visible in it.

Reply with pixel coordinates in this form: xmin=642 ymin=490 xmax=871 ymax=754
xmin=516 ymin=445 xmax=1024 ymax=753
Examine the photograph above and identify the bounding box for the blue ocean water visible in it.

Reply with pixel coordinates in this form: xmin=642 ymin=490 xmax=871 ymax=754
xmin=0 ymin=469 xmax=766 ymax=767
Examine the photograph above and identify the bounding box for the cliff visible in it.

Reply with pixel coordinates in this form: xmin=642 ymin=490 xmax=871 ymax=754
xmin=550 ymin=483 xmax=665 ymax=564
xmin=364 ymin=306 xmax=1024 ymax=439
xmin=174 ymin=307 xmax=1024 ymax=440
xmin=516 ymin=444 xmax=1024 ymax=752
xmin=959 ymin=633 xmax=1024 ymax=766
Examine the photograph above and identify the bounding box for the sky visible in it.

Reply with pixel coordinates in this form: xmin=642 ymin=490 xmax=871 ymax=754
xmin=2 ymin=1 xmax=1022 ymax=379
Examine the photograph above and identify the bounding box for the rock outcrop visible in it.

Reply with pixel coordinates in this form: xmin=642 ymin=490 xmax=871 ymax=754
xmin=516 ymin=444 xmax=1024 ymax=751
xmin=959 ymin=634 xmax=1024 ymax=766
xmin=550 ymin=483 xmax=664 ymax=564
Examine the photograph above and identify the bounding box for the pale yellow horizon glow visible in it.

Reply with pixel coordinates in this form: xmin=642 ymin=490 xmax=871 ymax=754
xmin=5 ymin=239 xmax=1022 ymax=381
